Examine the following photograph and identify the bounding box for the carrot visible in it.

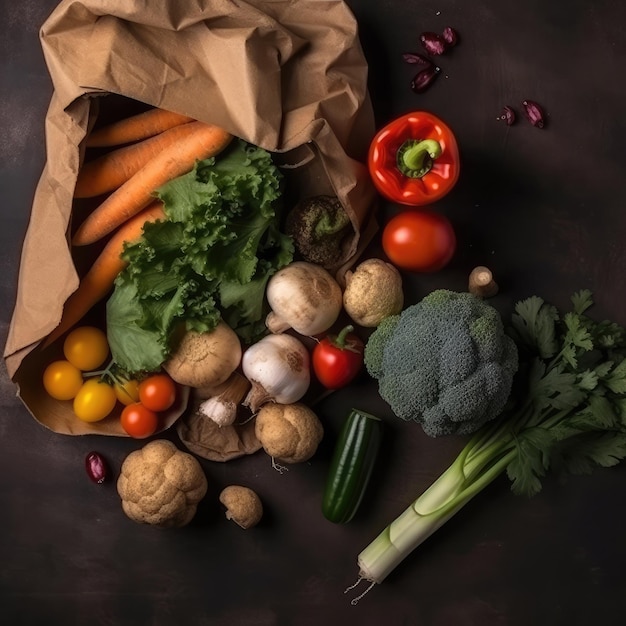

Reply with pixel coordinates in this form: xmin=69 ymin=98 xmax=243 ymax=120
xmin=75 ymin=123 xmax=205 ymax=198
xmin=72 ymin=122 xmax=233 ymax=247
xmin=44 ymin=202 xmax=166 ymax=347
xmin=86 ymin=108 xmax=195 ymax=148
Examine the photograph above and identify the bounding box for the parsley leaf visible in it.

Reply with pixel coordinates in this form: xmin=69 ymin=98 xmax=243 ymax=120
xmin=510 ymin=296 xmax=559 ymax=359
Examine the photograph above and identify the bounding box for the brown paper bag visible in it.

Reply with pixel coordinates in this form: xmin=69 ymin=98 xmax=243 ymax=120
xmin=3 ymin=0 xmax=377 ymax=436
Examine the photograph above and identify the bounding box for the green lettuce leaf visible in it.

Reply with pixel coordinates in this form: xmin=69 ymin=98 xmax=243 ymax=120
xmin=106 ymin=139 xmax=293 ymax=374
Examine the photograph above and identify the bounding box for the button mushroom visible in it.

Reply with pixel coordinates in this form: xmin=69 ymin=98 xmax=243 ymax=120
xmin=116 ymin=439 xmax=208 ymax=528
xmin=254 ymin=402 xmax=324 ymax=465
xmin=265 ymin=261 xmax=343 ymax=336
xmin=343 ymin=258 xmax=404 ymax=328
xmin=219 ymin=485 xmax=263 ymax=529
xmin=163 ymin=322 xmax=242 ymax=388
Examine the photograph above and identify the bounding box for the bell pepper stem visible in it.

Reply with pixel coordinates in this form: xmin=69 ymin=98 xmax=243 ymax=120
xmin=335 ymin=325 xmax=354 ymax=349
xmin=397 ymin=139 xmax=442 ymax=178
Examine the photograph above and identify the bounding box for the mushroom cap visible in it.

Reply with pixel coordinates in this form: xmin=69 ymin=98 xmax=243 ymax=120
xmin=117 ymin=439 xmax=208 ymax=528
xmin=219 ymin=485 xmax=263 ymax=529
xmin=164 ymin=323 xmax=242 ymax=388
xmin=254 ymin=402 xmax=324 ymax=463
xmin=343 ymin=258 xmax=404 ymax=328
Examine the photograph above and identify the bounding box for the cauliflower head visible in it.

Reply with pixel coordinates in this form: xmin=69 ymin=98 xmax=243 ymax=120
xmin=364 ymin=289 xmax=519 ymax=437
xmin=117 ymin=439 xmax=208 ymax=528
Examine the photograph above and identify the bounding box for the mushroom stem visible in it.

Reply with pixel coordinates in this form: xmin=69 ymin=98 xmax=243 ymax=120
xmin=468 ymin=266 xmax=499 ymax=298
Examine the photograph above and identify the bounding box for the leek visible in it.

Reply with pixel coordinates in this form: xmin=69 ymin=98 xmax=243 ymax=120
xmin=355 ymin=420 xmax=518 ymax=591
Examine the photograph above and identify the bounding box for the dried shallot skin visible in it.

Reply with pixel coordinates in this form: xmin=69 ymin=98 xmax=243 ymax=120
xmin=420 ymin=32 xmax=447 ymax=55
xmin=85 ymin=451 xmax=109 ymax=484
xmin=522 ymin=100 xmax=546 ymax=128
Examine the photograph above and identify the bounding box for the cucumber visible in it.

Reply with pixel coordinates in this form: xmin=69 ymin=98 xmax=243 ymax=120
xmin=322 ymin=408 xmax=383 ymax=524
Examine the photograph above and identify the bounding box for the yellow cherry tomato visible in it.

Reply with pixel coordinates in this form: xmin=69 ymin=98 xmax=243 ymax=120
xmin=43 ymin=360 xmax=84 ymax=400
xmin=73 ymin=378 xmax=117 ymax=422
xmin=63 ymin=326 xmax=109 ymax=371
xmin=114 ymin=378 xmax=140 ymax=406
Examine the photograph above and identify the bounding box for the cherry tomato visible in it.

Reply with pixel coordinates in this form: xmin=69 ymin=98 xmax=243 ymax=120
xmin=63 ymin=326 xmax=109 ymax=371
xmin=138 ymin=374 xmax=177 ymax=412
xmin=43 ymin=360 xmax=84 ymax=400
xmin=312 ymin=326 xmax=364 ymax=390
xmin=382 ymin=209 xmax=456 ymax=272
xmin=73 ymin=378 xmax=117 ymax=422
xmin=114 ymin=378 xmax=140 ymax=406
xmin=120 ymin=403 xmax=159 ymax=439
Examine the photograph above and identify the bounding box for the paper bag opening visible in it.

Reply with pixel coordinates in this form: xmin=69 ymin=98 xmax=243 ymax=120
xmin=4 ymin=0 xmax=377 ymax=437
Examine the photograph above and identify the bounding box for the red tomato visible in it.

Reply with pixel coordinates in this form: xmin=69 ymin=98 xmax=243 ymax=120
xmin=382 ymin=209 xmax=456 ymax=272
xmin=138 ymin=373 xmax=177 ymax=412
xmin=313 ymin=326 xmax=364 ymax=390
xmin=120 ymin=403 xmax=159 ymax=439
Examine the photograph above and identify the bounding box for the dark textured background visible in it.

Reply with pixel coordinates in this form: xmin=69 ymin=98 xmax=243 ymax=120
xmin=2 ymin=1 xmax=626 ymax=624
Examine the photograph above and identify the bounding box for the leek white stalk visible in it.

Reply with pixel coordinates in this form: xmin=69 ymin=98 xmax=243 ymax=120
xmin=351 ymin=420 xmax=519 ymax=601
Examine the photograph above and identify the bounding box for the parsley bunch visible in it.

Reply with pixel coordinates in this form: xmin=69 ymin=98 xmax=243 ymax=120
xmin=503 ymin=289 xmax=626 ymax=494
xmin=355 ymin=290 xmax=626 ymax=588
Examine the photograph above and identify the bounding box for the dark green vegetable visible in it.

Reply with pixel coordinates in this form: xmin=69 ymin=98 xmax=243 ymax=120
xmin=364 ymin=289 xmax=519 ymax=437
xmin=354 ymin=290 xmax=626 ymax=588
xmin=106 ymin=140 xmax=294 ymax=374
xmin=284 ymin=195 xmax=352 ymax=269
xmin=322 ymin=409 xmax=383 ymax=524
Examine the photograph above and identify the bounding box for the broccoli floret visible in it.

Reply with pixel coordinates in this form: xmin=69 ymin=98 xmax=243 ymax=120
xmin=361 ymin=313 xmax=400 ymax=379
xmin=364 ymin=289 xmax=519 ymax=437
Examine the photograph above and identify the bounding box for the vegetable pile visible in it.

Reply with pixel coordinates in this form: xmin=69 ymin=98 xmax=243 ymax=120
xmin=107 ymin=139 xmax=293 ymax=374
xmin=35 ymin=95 xmax=626 ymax=609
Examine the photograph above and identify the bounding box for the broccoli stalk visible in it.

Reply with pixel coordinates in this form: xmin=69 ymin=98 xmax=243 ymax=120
xmin=349 ymin=290 xmax=626 ymax=602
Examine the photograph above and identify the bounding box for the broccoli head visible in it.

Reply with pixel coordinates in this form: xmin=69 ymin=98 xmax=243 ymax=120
xmin=364 ymin=289 xmax=519 ymax=437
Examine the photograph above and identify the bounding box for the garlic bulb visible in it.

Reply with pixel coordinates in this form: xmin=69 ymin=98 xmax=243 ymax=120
xmin=241 ymin=333 xmax=311 ymax=412
xmin=198 ymin=397 xmax=238 ymax=427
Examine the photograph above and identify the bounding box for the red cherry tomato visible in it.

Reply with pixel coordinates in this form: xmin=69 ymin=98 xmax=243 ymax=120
xmin=138 ymin=373 xmax=177 ymax=412
xmin=312 ymin=326 xmax=364 ymax=390
xmin=120 ymin=403 xmax=159 ymax=439
xmin=382 ymin=209 xmax=456 ymax=272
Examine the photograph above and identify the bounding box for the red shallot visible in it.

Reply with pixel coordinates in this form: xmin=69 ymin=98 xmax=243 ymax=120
xmin=411 ymin=65 xmax=441 ymax=93
xmin=419 ymin=32 xmax=447 ymax=56
xmin=522 ymin=100 xmax=546 ymax=128
xmin=499 ymin=106 xmax=516 ymax=126
xmin=85 ymin=451 xmax=109 ymax=484
xmin=442 ymin=27 xmax=459 ymax=47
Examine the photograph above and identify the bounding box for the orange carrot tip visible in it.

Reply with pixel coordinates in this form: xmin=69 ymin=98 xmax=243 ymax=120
xmin=44 ymin=202 xmax=166 ymax=347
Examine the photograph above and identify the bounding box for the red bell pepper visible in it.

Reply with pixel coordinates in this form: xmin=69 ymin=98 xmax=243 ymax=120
xmin=368 ymin=111 xmax=460 ymax=206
